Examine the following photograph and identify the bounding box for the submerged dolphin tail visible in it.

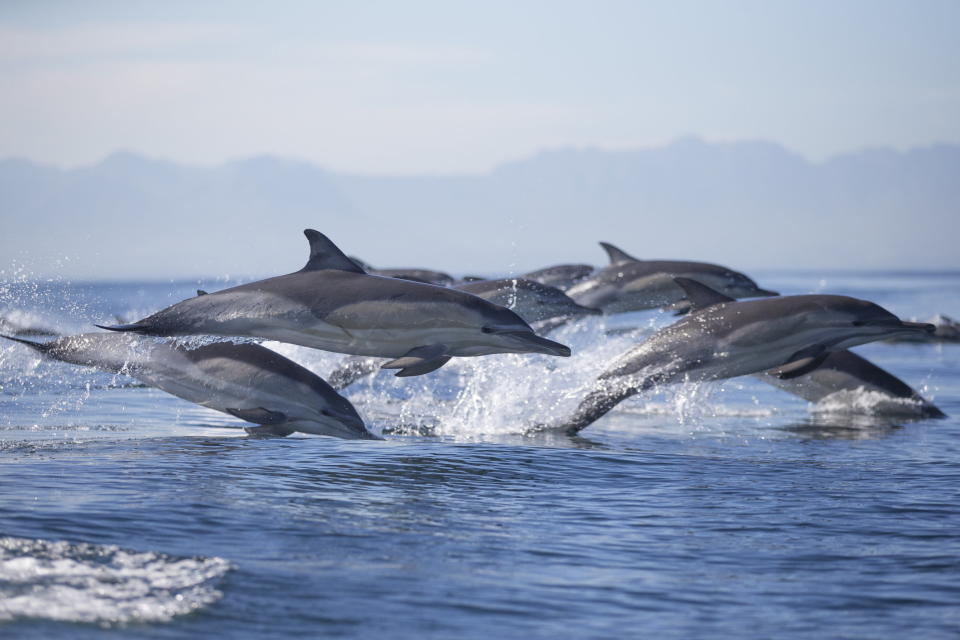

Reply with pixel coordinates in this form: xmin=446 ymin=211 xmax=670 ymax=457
xmin=0 ymin=334 xmax=52 ymax=353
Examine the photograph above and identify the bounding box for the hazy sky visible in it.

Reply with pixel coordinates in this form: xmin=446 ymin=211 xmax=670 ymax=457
xmin=2 ymin=0 xmax=959 ymax=174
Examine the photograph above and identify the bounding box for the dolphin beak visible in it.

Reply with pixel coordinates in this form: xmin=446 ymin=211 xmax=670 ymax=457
xmin=506 ymin=332 xmax=572 ymax=357
xmin=901 ymin=321 xmax=936 ymax=334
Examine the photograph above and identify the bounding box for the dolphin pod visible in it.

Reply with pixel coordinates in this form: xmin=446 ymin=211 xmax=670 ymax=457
xmin=99 ymin=230 xmax=571 ymax=377
xmin=566 ymin=241 xmax=779 ymax=314
xmin=544 ymin=278 xmax=936 ymax=435
xmin=4 ymin=227 xmax=947 ymax=439
xmin=1 ymin=333 xmax=377 ymax=439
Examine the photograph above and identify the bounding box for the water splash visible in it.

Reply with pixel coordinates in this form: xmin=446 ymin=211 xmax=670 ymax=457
xmin=0 ymin=536 xmax=230 ymax=626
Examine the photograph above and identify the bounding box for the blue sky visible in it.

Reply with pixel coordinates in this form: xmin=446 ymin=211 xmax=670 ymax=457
xmin=2 ymin=1 xmax=959 ymax=174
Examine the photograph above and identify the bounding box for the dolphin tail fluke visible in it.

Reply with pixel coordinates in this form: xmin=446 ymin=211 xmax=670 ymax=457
xmin=534 ymin=380 xmax=644 ymax=436
xmin=0 ymin=334 xmax=52 ymax=353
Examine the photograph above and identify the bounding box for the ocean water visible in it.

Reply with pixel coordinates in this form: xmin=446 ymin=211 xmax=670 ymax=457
xmin=1 ymin=272 xmax=959 ymax=639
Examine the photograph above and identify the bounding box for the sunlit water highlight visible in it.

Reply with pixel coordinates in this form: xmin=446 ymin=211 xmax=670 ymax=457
xmin=1 ymin=272 xmax=959 ymax=638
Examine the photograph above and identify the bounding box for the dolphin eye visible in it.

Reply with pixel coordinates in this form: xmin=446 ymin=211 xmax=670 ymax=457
xmin=852 ymin=321 xmax=866 ymax=327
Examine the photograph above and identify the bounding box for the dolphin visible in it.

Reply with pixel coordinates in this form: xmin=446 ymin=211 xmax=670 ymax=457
xmin=97 ymin=230 xmax=570 ymax=377
xmin=325 ymin=278 xmax=599 ymax=390
xmin=761 ymin=349 xmax=945 ymax=418
xmin=347 ymin=256 xmax=454 ymax=286
xmin=566 ymin=241 xmax=778 ymax=314
xmin=544 ymin=278 xmax=935 ymax=435
xmin=453 ymin=278 xmax=600 ymax=325
xmin=2 ymin=332 xmax=377 ymax=439
xmin=884 ymin=314 xmax=960 ymax=344
xmin=522 ymin=264 xmax=595 ymax=290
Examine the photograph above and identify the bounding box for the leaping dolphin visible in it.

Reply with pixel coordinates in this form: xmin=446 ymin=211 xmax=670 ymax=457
xmin=2 ymin=333 xmax=377 ymax=439
xmin=97 ymin=230 xmax=570 ymax=377
xmin=325 ymin=278 xmax=599 ymax=390
xmin=543 ymin=279 xmax=935 ymax=435
xmin=566 ymin=241 xmax=778 ymax=314
xmin=522 ymin=264 xmax=595 ymax=290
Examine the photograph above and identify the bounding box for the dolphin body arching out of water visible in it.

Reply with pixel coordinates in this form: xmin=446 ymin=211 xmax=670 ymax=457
xmin=2 ymin=333 xmax=377 ymax=439
xmin=98 ymin=230 xmax=570 ymax=377
xmin=326 ymin=278 xmax=600 ymax=390
xmin=543 ymin=279 xmax=936 ymax=435
xmin=566 ymin=241 xmax=778 ymax=314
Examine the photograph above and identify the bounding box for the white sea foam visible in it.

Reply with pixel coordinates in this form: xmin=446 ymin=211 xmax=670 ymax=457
xmin=811 ymin=388 xmax=934 ymax=417
xmin=0 ymin=537 xmax=231 ymax=626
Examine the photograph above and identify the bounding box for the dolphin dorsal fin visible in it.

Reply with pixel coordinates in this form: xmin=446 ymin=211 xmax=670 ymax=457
xmin=599 ymin=242 xmax=640 ymax=265
xmin=347 ymin=255 xmax=372 ymax=271
xmin=196 ymin=289 xmax=208 ymax=296
xmin=673 ymin=277 xmax=734 ymax=311
xmin=300 ymin=230 xmax=366 ymax=273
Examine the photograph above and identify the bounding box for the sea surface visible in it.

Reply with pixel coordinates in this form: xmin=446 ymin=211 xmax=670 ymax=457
xmin=1 ymin=272 xmax=959 ymax=639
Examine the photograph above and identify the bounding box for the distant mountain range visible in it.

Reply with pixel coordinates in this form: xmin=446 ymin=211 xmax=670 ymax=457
xmin=2 ymin=137 xmax=958 ymax=280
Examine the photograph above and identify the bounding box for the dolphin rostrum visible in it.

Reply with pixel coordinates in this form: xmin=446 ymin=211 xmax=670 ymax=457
xmin=544 ymin=278 xmax=935 ymax=435
xmin=566 ymin=241 xmax=778 ymax=314
xmin=760 ymin=349 xmax=945 ymax=418
xmin=98 ymin=230 xmax=570 ymax=377
xmin=2 ymin=332 xmax=377 ymax=439
xmin=326 ymin=278 xmax=599 ymax=390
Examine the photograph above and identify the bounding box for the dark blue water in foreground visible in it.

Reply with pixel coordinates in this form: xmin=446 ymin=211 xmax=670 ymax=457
xmin=1 ymin=272 xmax=959 ymax=638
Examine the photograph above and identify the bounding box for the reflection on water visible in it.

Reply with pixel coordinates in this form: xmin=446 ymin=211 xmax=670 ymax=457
xmin=777 ymin=414 xmax=906 ymax=440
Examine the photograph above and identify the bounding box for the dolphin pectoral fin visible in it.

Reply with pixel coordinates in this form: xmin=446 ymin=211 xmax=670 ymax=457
xmin=243 ymin=424 xmax=296 ymax=438
xmin=225 ymin=407 xmax=289 ymax=425
xmin=382 ymin=344 xmax=451 ymax=376
xmin=673 ymin=278 xmax=735 ymax=311
xmin=300 ymin=229 xmax=367 ymax=273
xmin=773 ymin=349 xmax=829 ymax=380
xmin=393 ymin=355 xmax=452 ymax=377
xmin=599 ymin=241 xmax=640 ymax=265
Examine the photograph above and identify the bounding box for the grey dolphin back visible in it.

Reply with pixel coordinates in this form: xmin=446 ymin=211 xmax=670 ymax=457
xmin=300 ymin=229 xmax=366 ymax=273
